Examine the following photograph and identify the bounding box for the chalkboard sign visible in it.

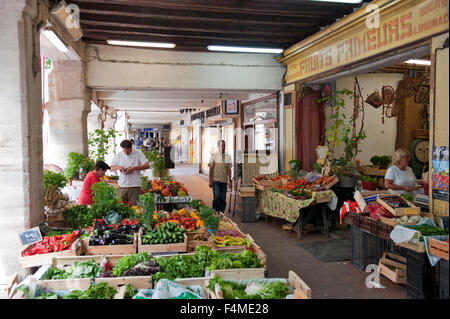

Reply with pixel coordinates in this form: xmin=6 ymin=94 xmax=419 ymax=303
xmin=19 ymin=227 xmax=43 ymax=246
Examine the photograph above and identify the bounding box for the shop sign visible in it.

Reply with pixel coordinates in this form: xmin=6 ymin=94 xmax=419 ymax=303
xmin=191 ymin=111 xmax=205 ymax=123
xmin=19 ymin=227 xmax=43 ymax=246
xmin=281 ymin=0 xmax=449 ymax=84
xmin=206 ymin=106 xmax=222 ymax=118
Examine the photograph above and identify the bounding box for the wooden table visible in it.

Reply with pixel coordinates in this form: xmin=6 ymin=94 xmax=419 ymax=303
xmin=257 ymin=189 xmax=335 ymax=239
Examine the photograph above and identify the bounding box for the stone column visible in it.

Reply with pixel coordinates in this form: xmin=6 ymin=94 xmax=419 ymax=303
xmin=45 ymin=60 xmax=90 ymax=169
xmin=0 ymin=0 xmax=44 ymax=283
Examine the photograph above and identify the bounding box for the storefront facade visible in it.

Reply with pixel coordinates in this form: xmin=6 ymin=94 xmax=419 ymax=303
xmin=277 ymin=0 xmax=449 ymax=217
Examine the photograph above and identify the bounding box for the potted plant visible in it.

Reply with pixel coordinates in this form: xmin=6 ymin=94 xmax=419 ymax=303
xmin=80 ymin=157 xmax=95 ymax=178
xmin=318 ymin=88 xmax=366 ymax=188
xmin=65 ymin=152 xmax=86 ymax=179
xmin=142 ymin=149 xmax=167 ymax=178
xmin=361 ymin=175 xmax=378 ymax=191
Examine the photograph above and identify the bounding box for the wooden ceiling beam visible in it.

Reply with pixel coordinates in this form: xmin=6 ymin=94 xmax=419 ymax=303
xmin=82 ymin=28 xmax=302 ymax=44
xmin=78 ymin=13 xmax=320 ymax=34
xmin=74 ymin=3 xmax=336 ymax=24
xmin=80 ymin=23 xmax=308 ymax=39
xmin=69 ymin=0 xmax=355 ymax=17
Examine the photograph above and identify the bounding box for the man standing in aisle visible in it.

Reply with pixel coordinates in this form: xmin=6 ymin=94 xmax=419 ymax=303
xmin=110 ymin=139 xmax=150 ymax=205
xmin=208 ymin=140 xmax=232 ymax=213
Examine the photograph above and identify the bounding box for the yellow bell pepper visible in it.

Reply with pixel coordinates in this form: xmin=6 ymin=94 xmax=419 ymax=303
xmin=168 ymin=219 xmax=179 ymax=225
xmin=177 ymin=208 xmax=187 ymax=216
xmin=190 ymin=212 xmax=200 ymax=220
xmin=196 ymin=219 xmax=204 ymax=228
xmin=153 ymin=213 xmax=159 ymax=221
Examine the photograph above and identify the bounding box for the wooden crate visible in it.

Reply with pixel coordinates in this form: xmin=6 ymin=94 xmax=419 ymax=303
xmin=96 ymin=276 xmax=153 ymax=290
xmin=208 ymin=267 xmax=265 ymax=280
xmin=359 ymin=166 xmax=387 ymax=177
xmin=321 ymin=176 xmax=339 ymax=190
xmin=354 ymin=190 xmax=390 ymax=212
xmin=376 ymin=194 xmax=420 ymax=216
xmin=37 ymin=278 xmax=93 ymax=291
xmin=138 ymin=229 xmax=188 ymax=254
xmin=187 ymin=232 xmax=215 ymax=252
xmin=378 ymin=252 xmax=407 ymax=285
xmin=206 ymin=270 xmax=312 ymax=299
xmin=82 ymin=233 xmax=138 ymax=256
xmin=428 ymin=238 xmax=449 ymax=261
xmin=239 ymin=186 xmax=256 ymax=197
xmin=379 ymin=216 xmax=418 ymax=227
xmin=18 ymin=238 xmax=83 ymax=269
xmin=253 ymin=175 xmax=280 ymax=187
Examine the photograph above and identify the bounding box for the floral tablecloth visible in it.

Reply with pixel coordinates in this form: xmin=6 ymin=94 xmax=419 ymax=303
xmin=257 ymin=189 xmax=337 ymax=223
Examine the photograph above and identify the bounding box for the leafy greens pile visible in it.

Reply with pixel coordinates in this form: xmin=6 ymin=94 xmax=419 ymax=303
xmin=41 ymin=259 xmax=102 ymax=280
xmin=207 ymin=274 xmax=288 ymax=299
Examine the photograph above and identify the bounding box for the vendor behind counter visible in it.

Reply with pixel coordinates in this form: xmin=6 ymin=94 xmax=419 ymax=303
xmin=384 ymin=148 xmax=423 ymax=197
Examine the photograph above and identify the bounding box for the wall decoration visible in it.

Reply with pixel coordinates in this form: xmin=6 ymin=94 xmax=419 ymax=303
xmin=432 ymin=146 xmax=449 ymax=201
xmin=225 ymin=100 xmax=239 ymax=115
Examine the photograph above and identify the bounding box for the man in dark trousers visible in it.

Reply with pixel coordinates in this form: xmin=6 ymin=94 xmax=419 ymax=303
xmin=208 ymin=140 xmax=232 ymax=213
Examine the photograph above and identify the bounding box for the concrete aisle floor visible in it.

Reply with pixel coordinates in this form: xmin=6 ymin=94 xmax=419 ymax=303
xmin=172 ymin=164 xmax=408 ymax=299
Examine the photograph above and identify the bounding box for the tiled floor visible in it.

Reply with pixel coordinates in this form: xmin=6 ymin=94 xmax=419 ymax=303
xmin=173 ymin=164 xmax=408 ymax=299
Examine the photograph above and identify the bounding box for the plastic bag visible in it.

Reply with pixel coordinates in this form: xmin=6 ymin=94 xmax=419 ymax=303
xmin=151 ymin=279 xmax=204 ymax=299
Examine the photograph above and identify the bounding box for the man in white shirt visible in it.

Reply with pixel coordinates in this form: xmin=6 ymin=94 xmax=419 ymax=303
xmin=208 ymin=140 xmax=232 ymax=213
xmin=110 ymin=140 xmax=150 ymax=205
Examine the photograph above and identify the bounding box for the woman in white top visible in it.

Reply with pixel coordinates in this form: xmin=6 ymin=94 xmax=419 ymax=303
xmin=384 ymin=148 xmax=421 ymax=195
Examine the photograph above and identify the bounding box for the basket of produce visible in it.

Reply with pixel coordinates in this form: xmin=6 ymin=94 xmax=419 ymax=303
xmin=82 ymin=218 xmax=140 ymax=255
xmin=19 ymin=230 xmax=83 ymax=269
xmin=361 ymin=175 xmax=378 ymax=191
xmin=138 ymin=222 xmax=188 ymax=254
xmin=206 ymin=270 xmax=311 ymax=299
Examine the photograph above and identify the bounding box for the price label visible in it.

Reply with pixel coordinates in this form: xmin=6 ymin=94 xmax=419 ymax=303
xmin=404 ymin=208 xmax=419 ymax=215
xmin=19 ymin=227 xmax=43 ymax=246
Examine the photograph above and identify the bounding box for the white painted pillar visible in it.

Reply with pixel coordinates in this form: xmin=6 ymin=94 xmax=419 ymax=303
xmin=0 ymin=0 xmax=44 ymax=283
xmin=45 ymin=60 xmax=89 ymax=169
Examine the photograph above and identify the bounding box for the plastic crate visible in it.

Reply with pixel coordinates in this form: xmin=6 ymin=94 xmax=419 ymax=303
xmin=351 ymin=226 xmax=387 ymax=271
xmin=241 ymin=196 xmax=257 ymax=223
xmin=387 ymin=241 xmax=409 ymax=258
xmin=440 ymin=259 xmax=449 ymax=299
xmin=406 ymin=250 xmax=439 ymax=299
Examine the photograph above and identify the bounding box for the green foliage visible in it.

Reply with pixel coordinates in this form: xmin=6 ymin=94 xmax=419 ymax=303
xmin=141 ymin=176 xmax=149 ymax=192
xmin=318 ymin=88 xmax=366 ymax=175
xmin=63 ymin=204 xmax=93 ymax=229
xmin=123 ymin=283 xmax=138 ymax=299
xmin=370 ymin=156 xmax=381 ymax=166
xmin=88 ymin=128 xmax=119 ymax=161
xmin=207 ymin=275 xmax=288 ymax=299
xmin=142 ymin=149 xmax=167 ymax=178
xmin=204 ymin=215 xmax=220 ymax=231
xmin=139 ymin=192 xmax=155 ymax=228
xmin=288 ymin=160 xmax=302 ymax=179
xmin=65 ymin=152 xmax=93 ymax=179
xmin=313 ymin=162 xmax=323 ymax=173
xmin=63 ymin=283 xmax=116 ymax=299
xmin=112 ymin=252 xmax=152 ymax=277
xmin=41 ymin=260 xmax=102 ymax=280
xmin=361 ymin=175 xmax=377 ymax=183
xmin=89 ymin=182 xmax=134 ymax=219
xmin=44 ymin=170 xmax=68 ymax=194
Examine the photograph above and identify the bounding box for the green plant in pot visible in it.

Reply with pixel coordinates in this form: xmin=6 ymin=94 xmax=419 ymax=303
xmin=44 ymin=170 xmax=68 ymax=195
xmin=318 ymin=88 xmax=366 ymax=187
xmin=142 ymin=149 xmax=167 ymax=178
xmin=65 ymin=152 xmax=86 ymax=179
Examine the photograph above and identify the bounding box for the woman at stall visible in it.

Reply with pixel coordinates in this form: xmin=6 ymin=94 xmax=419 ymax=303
xmin=384 ymin=148 xmax=421 ymax=195
xmin=77 ymin=160 xmax=111 ymax=205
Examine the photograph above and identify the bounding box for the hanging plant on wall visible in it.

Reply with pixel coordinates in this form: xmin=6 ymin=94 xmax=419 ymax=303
xmin=88 ymin=128 xmax=120 ymax=161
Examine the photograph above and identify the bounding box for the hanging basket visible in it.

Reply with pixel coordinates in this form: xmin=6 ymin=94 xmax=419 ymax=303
xmin=365 ymin=91 xmax=383 ymax=108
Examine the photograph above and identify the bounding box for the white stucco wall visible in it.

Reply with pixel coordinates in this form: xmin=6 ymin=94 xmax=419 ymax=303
xmin=327 ymin=73 xmax=404 ymax=165
xmin=85 ymin=44 xmax=285 ymax=91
